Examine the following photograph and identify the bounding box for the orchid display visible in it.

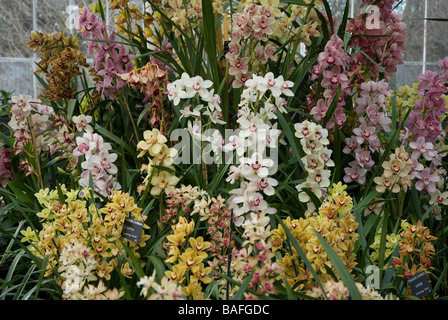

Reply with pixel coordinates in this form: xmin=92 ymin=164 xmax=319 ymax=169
xmin=1 ymin=0 xmax=448 ymax=303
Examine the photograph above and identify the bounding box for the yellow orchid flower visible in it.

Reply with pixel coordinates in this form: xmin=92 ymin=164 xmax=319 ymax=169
xmin=20 ymin=226 xmax=38 ymax=243
xmin=189 ymin=236 xmax=211 ymax=253
xmin=191 ymin=263 xmax=212 ymax=284
xmin=165 ymin=263 xmax=187 ymax=283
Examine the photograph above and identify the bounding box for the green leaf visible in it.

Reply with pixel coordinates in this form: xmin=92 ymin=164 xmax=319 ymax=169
xmin=276 ymin=112 xmax=305 ymax=171
xmin=315 ymin=10 xmax=330 ymax=43
xmin=67 ymin=99 xmax=77 ymax=121
xmin=118 ymin=271 xmax=133 ymax=300
xmin=97 ymin=0 xmax=106 ymax=23
xmin=314 ymin=230 xmax=363 ymax=300
xmin=377 ymin=211 xmax=389 ymax=271
xmin=275 ymin=215 xmax=328 ymax=299
xmin=432 ymin=262 xmax=448 ymax=295
xmin=201 ymin=0 xmax=221 ymax=88
xmin=33 ymin=71 xmax=50 ymax=91
xmin=7 ymin=181 xmax=34 ymax=206
xmin=353 ymin=190 xmax=379 ymax=251
xmin=137 ymin=105 xmax=151 ymax=126
xmin=283 ymin=276 xmax=296 ymax=300
xmin=337 ymin=0 xmax=351 ymax=39
xmin=322 ymin=0 xmax=334 ymax=35
xmin=13 ymin=264 xmax=37 ymax=300
xmin=332 ymin=124 xmax=343 ymax=182
xmin=280 ymin=0 xmax=311 ymax=6
xmin=301 ymin=187 xmax=322 ymax=210
xmin=207 ymin=163 xmax=231 ymax=196
xmin=117 ymin=238 xmax=145 ymax=279
xmin=233 ymin=270 xmax=255 ymax=300
xmin=148 ymin=255 xmax=166 ymax=282
xmin=323 ymin=83 xmax=341 ymax=127
xmin=94 ymin=124 xmax=136 ymax=157
xmin=34 ymin=254 xmax=51 ymax=300
xmin=358 ymin=49 xmax=390 ymax=78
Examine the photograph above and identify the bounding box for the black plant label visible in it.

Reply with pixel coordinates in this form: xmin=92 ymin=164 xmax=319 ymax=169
xmin=408 ymin=271 xmax=431 ymax=298
xmin=121 ymin=218 xmax=144 ymax=242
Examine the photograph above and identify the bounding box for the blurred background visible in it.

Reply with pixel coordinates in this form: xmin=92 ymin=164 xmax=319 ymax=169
xmin=0 ymin=0 xmax=447 ymax=97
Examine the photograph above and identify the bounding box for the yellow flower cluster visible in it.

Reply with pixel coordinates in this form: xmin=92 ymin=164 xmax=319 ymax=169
xmin=369 ymin=227 xmax=402 ymax=268
xmin=137 ymin=128 xmax=179 ymax=197
xmin=272 ymin=182 xmax=359 ymax=290
xmin=374 ymin=146 xmax=413 ymax=194
xmin=56 ymin=238 xmax=125 ymax=300
xmin=164 ymin=217 xmax=212 ymax=300
xmin=22 ymin=185 xmax=149 ymax=282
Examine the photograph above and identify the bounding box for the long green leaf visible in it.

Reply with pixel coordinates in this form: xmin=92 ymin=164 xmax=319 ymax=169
xmin=233 ymin=270 xmax=255 ymax=300
xmin=337 ymin=0 xmax=351 ymax=39
xmin=314 ymin=230 xmax=363 ymax=300
xmin=117 ymin=238 xmax=145 ymax=279
xmin=301 ymin=187 xmax=322 ymax=210
xmin=275 ymin=215 xmax=328 ymax=299
xmin=323 ymin=83 xmax=341 ymax=127
xmin=202 ymin=0 xmax=221 ymax=88
xmin=148 ymin=255 xmax=166 ymax=282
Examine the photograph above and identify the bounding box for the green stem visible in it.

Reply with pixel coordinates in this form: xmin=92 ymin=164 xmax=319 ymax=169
xmin=27 ymin=117 xmax=44 ymax=190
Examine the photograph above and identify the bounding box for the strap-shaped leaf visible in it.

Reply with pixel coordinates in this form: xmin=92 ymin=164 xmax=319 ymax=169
xmin=276 ymin=215 xmax=328 ymax=299
xmin=323 ymin=83 xmax=341 ymax=127
xmin=201 ymin=0 xmax=220 ymax=88
xmin=300 ymin=187 xmax=322 ymax=210
xmin=337 ymin=0 xmax=351 ymax=39
xmin=314 ymin=229 xmax=363 ymax=300
xmin=233 ymin=270 xmax=255 ymax=300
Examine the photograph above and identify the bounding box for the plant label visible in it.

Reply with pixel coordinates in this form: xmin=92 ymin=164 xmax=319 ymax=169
xmin=121 ymin=218 xmax=144 ymax=242
xmin=408 ymin=271 xmax=431 ymax=298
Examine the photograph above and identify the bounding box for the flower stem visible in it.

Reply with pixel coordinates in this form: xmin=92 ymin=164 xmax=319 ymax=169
xmin=121 ymin=91 xmax=140 ymax=145
xmin=27 ymin=117 xmax=44 ymax=190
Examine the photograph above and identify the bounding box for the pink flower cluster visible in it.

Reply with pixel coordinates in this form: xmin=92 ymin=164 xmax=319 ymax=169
xmin=347 ymin=0 xmax=406 ymax=80
xmin=73 ymin=131 xmax=120 ymax=197
xmin=343 ymin=80 xmax=391 ymax=185
xmin=8 ymin=95 xmax=51 ymax=156
xmin=404 ymin=57 xmax=448 ymax=195
xmin=7 ymin=94 xmax=78 ymax=175
xmin=226 ymin=4 xmax=277 ymax=88
xmin=310 ymin=34 xmax=351 ymax=129
xmin=407 ymin=62 xmax=448 ymax=146
xmin=0 ymin=146 xmax=14 ymax=187
xmin=77 ymin=7 xmax=134 ymax=100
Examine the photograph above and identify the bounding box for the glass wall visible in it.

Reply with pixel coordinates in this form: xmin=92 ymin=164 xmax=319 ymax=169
xmin=0 ymin=0 xmax=111 ymax=97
